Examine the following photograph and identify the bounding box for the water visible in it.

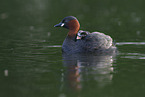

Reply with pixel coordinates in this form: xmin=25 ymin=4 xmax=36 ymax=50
xmin=1 ymin=0 xmax=145 ymax=97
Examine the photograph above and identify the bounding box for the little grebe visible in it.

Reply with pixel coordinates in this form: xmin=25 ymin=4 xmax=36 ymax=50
xmin=54 ymin=16 xmax=116 ymax=54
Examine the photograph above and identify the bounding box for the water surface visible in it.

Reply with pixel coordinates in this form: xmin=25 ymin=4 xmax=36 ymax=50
xmin=1 ymin=0 xmax=145 ymax=97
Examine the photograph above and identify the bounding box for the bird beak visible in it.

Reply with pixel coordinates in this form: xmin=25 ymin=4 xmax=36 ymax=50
xmin=54 ymin=23 xmax=65 ymax=27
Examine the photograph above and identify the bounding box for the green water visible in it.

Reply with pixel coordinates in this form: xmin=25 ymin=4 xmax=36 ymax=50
xmin=1 ymin=0 xmax=145 ymax=97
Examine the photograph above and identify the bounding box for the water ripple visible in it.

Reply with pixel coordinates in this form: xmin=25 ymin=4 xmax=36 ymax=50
xmin=116 ymin=42 xmax=145 ymax=45
xmin=46 ymin=45 xmax=62 ymax=48
xmin=121 ymin=53 xmax=145 ymax=59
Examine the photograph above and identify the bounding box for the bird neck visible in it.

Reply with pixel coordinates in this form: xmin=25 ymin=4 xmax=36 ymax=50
xmin=67 ymin=19 xmax=80 ymax=38
xmin=67 ymin=30 xmax=78 ymax=38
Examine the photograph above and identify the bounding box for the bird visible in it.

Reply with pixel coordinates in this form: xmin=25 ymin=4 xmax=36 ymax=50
xmin=54 ymin=16 xmax=116 ymax=54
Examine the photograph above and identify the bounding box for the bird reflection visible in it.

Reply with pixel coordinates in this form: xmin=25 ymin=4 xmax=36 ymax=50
xmin=62 ymin=53 xmax=116 ymax=92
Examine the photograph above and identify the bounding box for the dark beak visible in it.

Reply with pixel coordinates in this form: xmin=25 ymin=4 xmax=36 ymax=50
xmin=54 ymin=23 xmax=63 ymax=27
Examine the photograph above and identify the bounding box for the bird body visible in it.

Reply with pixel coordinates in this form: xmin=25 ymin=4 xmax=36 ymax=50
xmin=54 ymin=16 xmax=116 ymax=54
